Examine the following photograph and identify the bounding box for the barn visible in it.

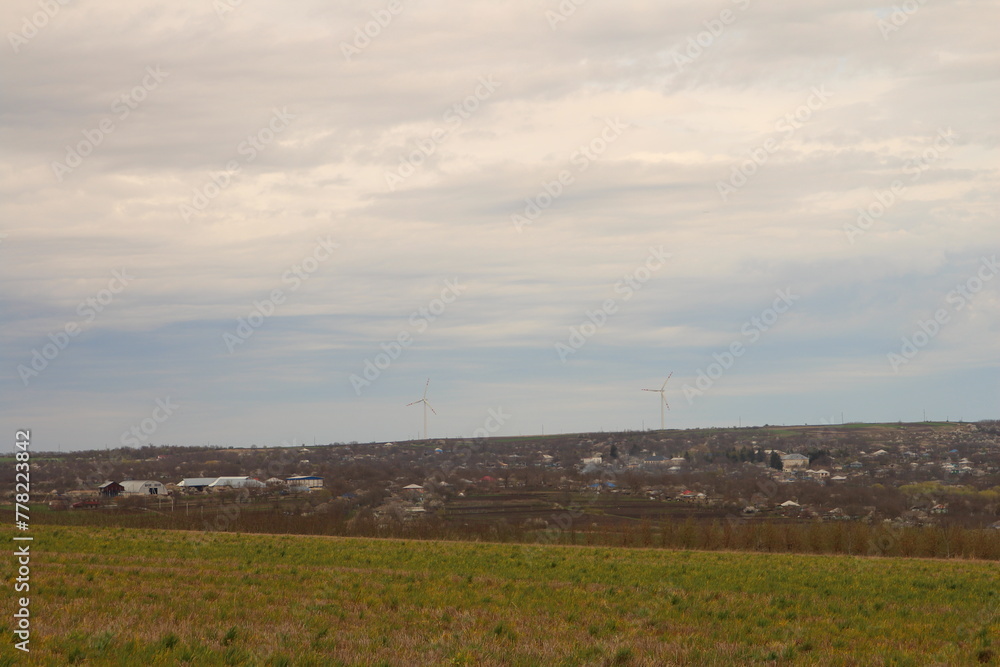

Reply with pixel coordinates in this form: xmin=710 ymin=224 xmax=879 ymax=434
xmin=121 ymin=480 xmax=168 ymax=496
xmin=98 ymin=481 xmax=124 ymax=497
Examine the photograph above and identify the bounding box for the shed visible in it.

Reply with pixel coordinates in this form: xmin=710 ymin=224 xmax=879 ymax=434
xmin=286 ymin=475 xmax=324 ymax=488
xmin=121 ymin=480 xmax=168 ymax=496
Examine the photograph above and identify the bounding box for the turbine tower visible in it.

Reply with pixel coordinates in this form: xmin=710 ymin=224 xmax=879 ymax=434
xmin=406 ymin=378 xmax=436 ymax=440
xmin=642 ymin=372 xmax=672 ymax=430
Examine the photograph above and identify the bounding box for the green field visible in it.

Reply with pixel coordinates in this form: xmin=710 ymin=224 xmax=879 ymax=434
xmin=1 ymin=525 xmax=998 ymax=666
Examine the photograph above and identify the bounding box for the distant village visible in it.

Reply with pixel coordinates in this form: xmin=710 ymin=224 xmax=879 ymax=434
xmin=11 ymin=421 xmax=1000 ymax=531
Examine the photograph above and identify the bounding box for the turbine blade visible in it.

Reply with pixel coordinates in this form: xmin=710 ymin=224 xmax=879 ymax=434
xmin=663 ymin=397 xmax=671 ymax=411
xmin=425 ymin=401 xmax=437 ymax=415
xmin=406 ymin=400 xmax=422 ymax=407
xmin=423 ymin=378 xmax=430 ymax=398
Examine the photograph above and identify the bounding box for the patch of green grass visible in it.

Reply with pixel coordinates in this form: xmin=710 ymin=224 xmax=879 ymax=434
xmin=4 ymin=524 xmax=998 ymax=665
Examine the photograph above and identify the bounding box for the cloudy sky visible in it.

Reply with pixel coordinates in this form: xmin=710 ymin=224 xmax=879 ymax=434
xmin=2 ymin=0 xmax=998 ymax=451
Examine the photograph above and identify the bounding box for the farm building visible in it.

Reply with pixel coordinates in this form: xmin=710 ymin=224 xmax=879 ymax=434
xmin=121 ymin=480 xmax=168 ymax=495
xmin=209 ymin=476 xmax=265 ymax=489
xmin=781 ymin=454 xmax=809 ymax=470
xmin=177 ymin=478 xmax=217 ymax=490
xmin=98 ymin=481 xmax=124 ymax=497
xmin=286 ymin=475 xmax=324 ymax=488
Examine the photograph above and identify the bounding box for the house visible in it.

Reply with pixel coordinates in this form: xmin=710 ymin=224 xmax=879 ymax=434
xmin=177 ymin=477 xmax=217 ymax=491
xmin=642 ymin=454 xmax=669 ymax=466
xmin=811 ymin=469 xmax=830 ymax=479
xmin=286 ymin=475 xmax=324 ymax=489
xmin=402 ymin=483 xmax=425 ymax=499
xmin=779 ymin=500 xmax=800 ymax=508
xmin=781 ymin=454 xmax=809 ymax=470
xmin=831 ymin=475 xmax=848 ymax=482
xmin=121 ymin=480 xmax=168 ymax=496
xmin=98 ymin=481 xmax=124 ymax=497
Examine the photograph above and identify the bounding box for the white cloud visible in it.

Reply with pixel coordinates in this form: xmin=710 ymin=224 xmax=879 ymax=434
xmin=1 ymin=0 xmax=997 ymax=448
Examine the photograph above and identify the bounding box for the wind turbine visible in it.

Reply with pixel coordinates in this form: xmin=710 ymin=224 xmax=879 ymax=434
xmin=406 ymin=378 xmax=436 ymax=440
xmin=642 ymin=372 xmax=672 ymax=430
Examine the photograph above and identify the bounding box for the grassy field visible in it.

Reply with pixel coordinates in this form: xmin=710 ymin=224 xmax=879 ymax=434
xmin=1 ymin=525 xmax=998 ymax=666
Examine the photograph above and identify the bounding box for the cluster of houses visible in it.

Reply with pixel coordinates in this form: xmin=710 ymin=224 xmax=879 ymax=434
xmin=96 ymin=475 xmax=324 ymax=497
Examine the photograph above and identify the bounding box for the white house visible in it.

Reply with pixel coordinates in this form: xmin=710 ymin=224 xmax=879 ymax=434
xmin=121 ymin=480 xmax=168 ymax=496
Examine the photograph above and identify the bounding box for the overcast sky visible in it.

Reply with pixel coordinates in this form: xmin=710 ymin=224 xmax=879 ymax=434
xmin=2 ymin=0 xmax=998 ymax=451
